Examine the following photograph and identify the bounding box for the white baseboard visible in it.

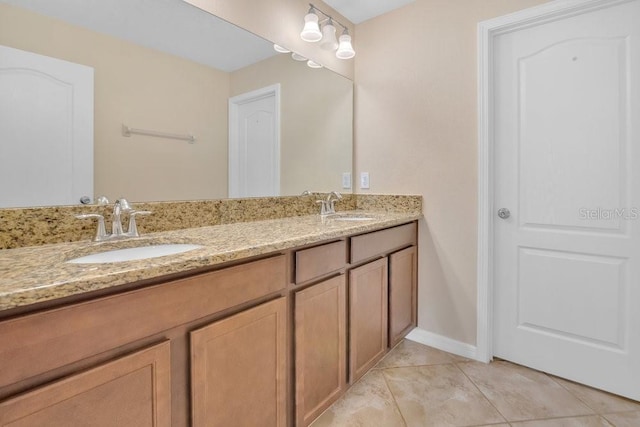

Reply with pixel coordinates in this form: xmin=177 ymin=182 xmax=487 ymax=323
xmin=405 ymin=327 xmax=480 ymax=361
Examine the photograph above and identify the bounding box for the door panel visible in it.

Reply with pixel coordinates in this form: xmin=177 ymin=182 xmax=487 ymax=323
xmin=190 ymin=298 xmax=287 ymax=427
xmin=494 ymin=0 xmax=640 ymax=400
xmin=295 ymin=275 xmax=347 ymax=427
xmin=518 ymin=248 xmax=626 ymax=348
xmin=349 ymin=258 xmax=388 ymax=383
xmin=519 ymin=37 xmax=628 ymax=232
xmin=389 ymin=246 xmax=417 ymax=347
xmin=0 ymin=342 xmax=170 ymax=427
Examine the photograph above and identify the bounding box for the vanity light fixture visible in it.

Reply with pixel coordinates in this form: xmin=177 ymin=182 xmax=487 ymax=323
xmin=300 ymin=3 xmax=355 ymax=59
xmin=335 ymin=30 xmax=355 ymax=59
xmin=300 ymin=6 xmax=322 ymax=42
xmin=307 ymin=60 xmax=323 ymax=69
xmin=319 ymin=19 xmax=338 ymax=51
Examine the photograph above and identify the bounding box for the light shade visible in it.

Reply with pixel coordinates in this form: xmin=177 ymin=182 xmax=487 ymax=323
xmin=291 ymin=52 xmax=307 ymax=61
xmin=300 ymin=13 xmax=322 ymax=42
xmin=320 ymin=21 xmax=338 ymax=51
xmin=336 ymin=34 xmax=355 ymax=59
xmin=273 ymin=44 xmax=290 ymax=53
xmin=307 ymin=60 xmax=323 ymax=69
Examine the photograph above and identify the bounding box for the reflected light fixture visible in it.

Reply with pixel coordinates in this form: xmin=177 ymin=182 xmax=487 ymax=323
xmin=307 ymin=60 xmax=323 ymax=69
xmin=299 ymin=3 xmax=355 ymax=60
xmin=300 ymin=6 xmax=322 ymax=42
xmin=273 ymin=44 xmax=291 ymax=53
xmin=291 ymin=52 xmax=308 ymax=61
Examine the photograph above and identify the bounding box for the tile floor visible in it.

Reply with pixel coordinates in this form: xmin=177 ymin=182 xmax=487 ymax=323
xmin=310 ymin=340 xmax=640 ymax=427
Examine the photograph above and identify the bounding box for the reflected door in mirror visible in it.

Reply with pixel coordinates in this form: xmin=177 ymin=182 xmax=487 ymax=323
xmin=229 ymin=84 xmax=280 ymax=198
xmin=0 ymin=45 xmax=93 ymax=208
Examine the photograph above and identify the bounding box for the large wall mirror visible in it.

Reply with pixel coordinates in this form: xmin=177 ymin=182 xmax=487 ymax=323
xmin=0 ymin=0 xmax=353 ymax=208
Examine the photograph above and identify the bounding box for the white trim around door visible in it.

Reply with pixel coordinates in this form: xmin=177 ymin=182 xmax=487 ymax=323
xmin=476 ymin=0 xmax=633 ymax=363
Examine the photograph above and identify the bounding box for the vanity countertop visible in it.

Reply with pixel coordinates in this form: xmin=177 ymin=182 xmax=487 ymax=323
xmin=0 ymin=211 xmax=421 ymax=312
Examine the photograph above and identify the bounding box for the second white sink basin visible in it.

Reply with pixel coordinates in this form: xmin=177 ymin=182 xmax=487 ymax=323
xmin=67 ymin=244 xmax=203 ymax=264
xmin=330 ymin=214 xmax=375 ymax=221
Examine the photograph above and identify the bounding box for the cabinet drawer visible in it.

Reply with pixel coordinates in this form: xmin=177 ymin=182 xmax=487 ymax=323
xmin=350 ymin=222 xmax=416 ymax=264
xmin=295 ymin=240 xmax=347 ymax=283
xmin=0 ymin=255 xmax=286 ymax=388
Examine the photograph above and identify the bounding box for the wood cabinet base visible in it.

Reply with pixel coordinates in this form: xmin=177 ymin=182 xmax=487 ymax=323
xmin=0 ymin=342 xmax=171 ymax=427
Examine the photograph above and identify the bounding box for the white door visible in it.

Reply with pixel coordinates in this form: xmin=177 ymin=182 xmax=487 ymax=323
xmin=228 ymin=84 xmax=280 ymax=198
xmin=0 ymin=45 xmax=93 ymax=208
xmin=493 ymin=0 xmax=640 ymax=400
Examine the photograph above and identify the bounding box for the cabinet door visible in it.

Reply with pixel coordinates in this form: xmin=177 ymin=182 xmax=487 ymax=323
xmin=389 ymin=246 xmax=418 ymax=347
xmin=0 ymin=341 xmax=171 ymax=427
xmin=349 ymin=258 xmax=389 ymax=382
xmin=295 ymin=275 xmax=347 ymax=427
xmin=190 ymin=297 xmax=287 ymax=427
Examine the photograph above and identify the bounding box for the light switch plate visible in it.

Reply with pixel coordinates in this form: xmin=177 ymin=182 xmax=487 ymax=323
xmin=360 ymin=172 xmax=370 ymax=189
xmin=342 ymin=172 xmax=351 ymax=189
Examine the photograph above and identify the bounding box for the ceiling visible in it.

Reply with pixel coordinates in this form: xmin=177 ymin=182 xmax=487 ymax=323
xmin=324 ymin=0 xmax=415 ymax=24
xmin=0 ymin=0 xmax=276 ymax=72
xmin=2 ymin=0 xmax=416 ymax=71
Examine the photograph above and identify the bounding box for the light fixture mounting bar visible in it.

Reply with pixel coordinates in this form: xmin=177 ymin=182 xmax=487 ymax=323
xmin=308 ymin=3 xmax=348 ymax=32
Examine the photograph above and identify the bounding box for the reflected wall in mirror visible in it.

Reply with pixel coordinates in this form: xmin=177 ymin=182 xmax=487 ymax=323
xmin=0 ymin=0 xmax=353 ymax=208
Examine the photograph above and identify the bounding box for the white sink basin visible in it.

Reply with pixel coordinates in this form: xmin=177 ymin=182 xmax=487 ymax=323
xmin=330 ymin=214 xmax=375 ymax=221
xmin=67 ymin=244 xmax=203 ymax=264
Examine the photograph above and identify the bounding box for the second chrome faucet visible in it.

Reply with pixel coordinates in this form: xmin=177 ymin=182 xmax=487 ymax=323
xmin=76 ymin=198 xmax=152 ymax=242
xmin=317 ymin=191 xmax=342 ymax=216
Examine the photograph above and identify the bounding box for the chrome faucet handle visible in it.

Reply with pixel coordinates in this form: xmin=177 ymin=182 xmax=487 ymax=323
xmin=326 ymin=192 xmax=342 ymax=214
xmin=126 ymin=210 xmax=152 ymax=237
xmin=117 ymin=198 xmax=133 ymax=212
xmin=111 ymin=200 xmax=124 ymax=236
xmin=76 ymin=214 xmax=107 ymax=241
xmin=326 ymin=191 xmax=342 ymax=202
xmin=316 ymin=200 xmax=330 ymax=216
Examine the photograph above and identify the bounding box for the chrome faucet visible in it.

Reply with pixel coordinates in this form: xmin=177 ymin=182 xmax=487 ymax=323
xmin=316 ymin=191 xmax=342 ymax=216
xmin=76 ymin=198 xmax=152 ymax=242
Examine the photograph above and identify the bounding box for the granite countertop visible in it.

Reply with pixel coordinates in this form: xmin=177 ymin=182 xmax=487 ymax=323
xmin=0 ymin=211 xmax=421 ymax=312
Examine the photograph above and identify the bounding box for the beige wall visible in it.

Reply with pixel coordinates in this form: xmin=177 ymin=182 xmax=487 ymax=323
xmin=0 ymin=3 xmax=229 ymax=202
xmin=185 ymin=0 xmax=355 ymax=80
xmin=230 ymin=54 xmax=353 ymax=195
xmin=354 ymin=0 xmax=548 ymax=345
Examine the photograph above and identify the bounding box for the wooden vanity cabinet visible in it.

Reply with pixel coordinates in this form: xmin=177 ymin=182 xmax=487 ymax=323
xmin=294 ymin=276 xmax=347 ymax=427
xmin=0 ymin=255 xmax=287 ymax=427
xmin=191 ymin=297 xmax=287 ymax=427
xmin=291 ymin=221 xmax=418 ymax=425
xmin=0 ymin=220 xmax=418 ymax=427
xmin=388 ymin=246 xmax=418 ymax=347
xmin=0 ymin=342 xmax=171 ymax=427
xmin=348 ymin=258 xmax=389 ymax=382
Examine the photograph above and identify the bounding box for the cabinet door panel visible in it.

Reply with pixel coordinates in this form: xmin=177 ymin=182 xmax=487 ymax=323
xmin=389 ymin=246 xmax=417 ymax=347
xmin=349 ymin=258 xmax=388 ymax=382
xmin=191 ymin=298 xmax=287 ymax=427
xmin=0 ymin=341 xmax=171 ymax=427
xmin=295 ymin=275 xmax=347 ymax=427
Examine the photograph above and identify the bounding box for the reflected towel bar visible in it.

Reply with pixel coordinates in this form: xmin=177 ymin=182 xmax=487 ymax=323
xmin=122 ymin=124 xmax=195 ymax=143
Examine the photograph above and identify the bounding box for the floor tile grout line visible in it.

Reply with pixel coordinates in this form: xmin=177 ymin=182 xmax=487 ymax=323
xmin=374 ymin=360 xmax=463 ymax=370
xmin=545 ymin=373 xmax=640 ymax=416
xmin=379 ymin=367 xmax=409 ymax=427
xmin=452 ymin=362 xmax=511 ymax=424
xmin=544 ymin=372 xmax=602 ymax=415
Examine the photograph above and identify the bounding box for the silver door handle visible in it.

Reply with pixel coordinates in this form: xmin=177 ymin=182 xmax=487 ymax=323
xmin=497 ymin=208 xmax=510 ymax=219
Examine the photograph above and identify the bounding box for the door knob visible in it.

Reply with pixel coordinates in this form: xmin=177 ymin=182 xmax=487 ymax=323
xmin=497 ymin=208 xmax=510 ymax=219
